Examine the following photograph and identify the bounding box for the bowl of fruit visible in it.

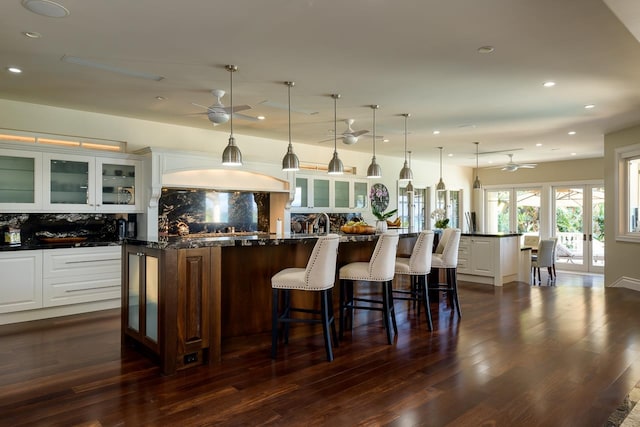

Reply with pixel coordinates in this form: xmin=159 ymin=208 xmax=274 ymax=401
xmin=340 ymin=220 xmax=376 ymax=235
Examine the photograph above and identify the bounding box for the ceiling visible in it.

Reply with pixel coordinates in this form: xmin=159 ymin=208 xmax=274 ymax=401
xmin=2 ymin=0 xmax=640 ymax=168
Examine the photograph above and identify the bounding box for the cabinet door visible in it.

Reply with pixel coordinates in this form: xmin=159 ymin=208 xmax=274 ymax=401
xmin=470 ymin=238 xmax=495 ymax=276
xmin=292 ymin=177 xmax=309 ymax=208
xmin=96 ymin=158 xmax=142 ymax=212
xmin=313 ymin=178 xmax=330 ymax=208
xmin=334 ymin=179 xmax=350 ymax=208
xmin=123 ymin=246 xmax=160 ymax=350
xmin=0 ymin=251 xmax=43 ymax=313
xmin=43 ymin=153 xmax=95 ymax=211
xmin=0 ymin=149 xmax=42 ymax=210
xmin=354 ymin=180 xmax=368 ymax=209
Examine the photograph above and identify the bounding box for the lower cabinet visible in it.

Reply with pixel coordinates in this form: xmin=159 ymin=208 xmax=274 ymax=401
xmin=0 ymin=247 xmax=120 ymax=318
xmin=457 ymin=235 xmax=519 ymax=286
xmin=122 ymin=244 xmax=220 ymax=375
xmin=0 ymin=251 xmax=43 ymax=313
xmin=43 ymin=246 xmax=121 ymax=306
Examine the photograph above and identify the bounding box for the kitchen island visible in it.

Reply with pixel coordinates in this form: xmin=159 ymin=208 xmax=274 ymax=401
xmin=457 ymin=232 xmax=521 ymax=286
xmin=122 ymin=232 xmax=419 ymax=374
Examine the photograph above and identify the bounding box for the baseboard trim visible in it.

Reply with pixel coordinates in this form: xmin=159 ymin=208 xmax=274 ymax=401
xmin=610 ymin=276 xmax=640 ymax=292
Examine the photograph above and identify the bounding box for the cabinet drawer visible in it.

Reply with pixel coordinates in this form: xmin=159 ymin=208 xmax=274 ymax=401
xmin=43 ymin=275 xmax=120 ymax=307
xmin=43 ymin=246 xmax=121 ymax=279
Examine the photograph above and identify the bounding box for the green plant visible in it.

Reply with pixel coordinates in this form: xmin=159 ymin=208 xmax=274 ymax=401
xmin=372 ymin=205 xmax=398 ymax=221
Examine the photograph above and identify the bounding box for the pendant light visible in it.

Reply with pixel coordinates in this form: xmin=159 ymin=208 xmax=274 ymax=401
xmin=327 ymin=94 xmax=344 ymax=175
xmin=436 ymin=146 xmax=446 ymax=190
xmin=366 ymin=104 xmax=382 ymax=179
xmin=281 ymin=81 xmax=300 ymax=171
xmin=222 ymin=64 xmax=242 ymax=166
xmin=406 ymin=151 xmax=414 ymax=192
xmin=473 ymin=141 xmax=482 ymax=189
xmin=398 ymin=113 xmax=413 ymax=181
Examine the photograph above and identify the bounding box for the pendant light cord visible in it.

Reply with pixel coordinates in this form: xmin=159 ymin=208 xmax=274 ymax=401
xmin=288 ymin=82 xmax=291 ymax=146
xmin=229 ymin=67 xmax=234 ymax=137
xmin=372 ymin=106 xmax=377 ymax=159
xmin=439 ymin=147 xmax=443 ymax=178
xmin=404 ymin=115 xmax=408 ymax=162
xmin=333 ymin=95 xmax=338 ymax=153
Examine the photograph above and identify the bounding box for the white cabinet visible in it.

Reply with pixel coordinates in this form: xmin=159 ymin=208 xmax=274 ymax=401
xmin=292 ymin=174 xmax=368 ymax=212
xmin=43 ymin=153 xmax=142 ymax=212
xmin=43 ymin=246 xmax=121 ymax=307
xmin=0 ymin=251 xmax=43 ymax=313
xmin=0 ymin=149 xmax=43 ymax=210
xmin=457 ymin=235 xmax=520 ymax=286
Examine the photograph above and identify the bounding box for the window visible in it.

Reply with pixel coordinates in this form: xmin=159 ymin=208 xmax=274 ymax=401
xmin=616 ymin=144 xmax=640 ymax=241
xmin=486 ymin=189 xmax=510 ymax=233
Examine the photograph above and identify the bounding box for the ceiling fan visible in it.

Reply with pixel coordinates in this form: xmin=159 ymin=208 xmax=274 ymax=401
xmin=320 ymin=119 xmax=370 ymax=145
xmin=497 ymin=154 xmax=537 ymax=172
xmin=191 ymin=89 xmax=257 ymax=126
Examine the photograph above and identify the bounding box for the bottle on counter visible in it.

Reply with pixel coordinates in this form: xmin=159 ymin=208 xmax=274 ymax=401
xmin=276 ymin=218 xmax=282 ymax=237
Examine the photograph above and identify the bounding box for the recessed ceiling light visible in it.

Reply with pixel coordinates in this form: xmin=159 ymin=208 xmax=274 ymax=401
xmin=7 ymin=67 xmax=22 ymax=74
xmin=536 ymin=143 xmax=542 ymax=147
xmin=447 ymin=153 xmax=453 ymax=157
xmin=257 ymin=116 xmax=265 ymax=120
xmin=382 ymin=138 xmax=390 ymax=143
xmin=477 ymin=46 xmax=495 ymax=54
xmin=571 ymin=152 xmax=577 ymax=156
xmin=23 ymin=31 xmax=41 ymax=39
xmin=543 ymin=81 xmax=556 ymax=87
xmin=568 ymin=131 xmax=576 ymax=135
xmin=584 ymin=104 xmax=595 ymax=109
xmin=432 ymin=130 xmax=440 ymax=135
xmin=21 ymin=0 xmax=69 ymax=17
xmin=155 ymin=96 xmax=165 ymax=101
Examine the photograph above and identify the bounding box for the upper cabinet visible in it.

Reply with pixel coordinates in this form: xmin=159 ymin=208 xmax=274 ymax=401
xmin=292 ymin=174 xmax=368 ymax=212
xmin=0 ymin=144 xmax=143 ymax=213
xmin=0 ymin=149 xmax=43 ymax=210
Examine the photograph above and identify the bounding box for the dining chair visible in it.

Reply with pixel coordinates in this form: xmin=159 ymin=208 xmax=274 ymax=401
xmin=271 ymin=234 xmax=340 ymax=361
xmin=429 ymin=228 xmax=462 ymax=318
xmin=339 ymin=232 xmax=399 ymax=344
xmin=394 ymin=230 xmax=435 ymax=331
xmin=531 ymin=238 xmax=555 ymax=285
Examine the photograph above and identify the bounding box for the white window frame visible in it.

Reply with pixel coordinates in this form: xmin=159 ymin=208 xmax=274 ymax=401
xmin=615 ymin=143 xmax=640 ymax=242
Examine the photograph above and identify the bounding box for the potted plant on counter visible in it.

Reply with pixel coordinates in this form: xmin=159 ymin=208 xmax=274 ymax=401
xmin=372 ymin=205 xmax=398 ymax=233
xmin=431 ymin=208 xmax=449 ymax=229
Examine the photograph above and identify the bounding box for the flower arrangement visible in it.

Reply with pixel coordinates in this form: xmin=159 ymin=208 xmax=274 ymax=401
xmin=431 ymin=208 xmax=449 ymax=228
xmin=369 ymin=185 xmax=388 ymax=201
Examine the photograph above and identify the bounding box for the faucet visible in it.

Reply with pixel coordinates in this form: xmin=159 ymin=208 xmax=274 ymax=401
xmin=312 ymin=213 xmax=330 ymax=235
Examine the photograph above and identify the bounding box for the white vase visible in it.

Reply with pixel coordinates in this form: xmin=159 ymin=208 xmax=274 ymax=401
xmin=376 ymin=220 xmax=388 ymax=233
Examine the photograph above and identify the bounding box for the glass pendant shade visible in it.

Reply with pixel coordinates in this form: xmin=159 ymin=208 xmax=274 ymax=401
xmin=473 ymin=175 xmax=482 ymax=189
xmin=222 ymin=136 xmax=242 ymax=166
xmin=281 ymin=81 xmax=300 ymax=172
xmin=328 ymin=151 xmax=344 ymax=175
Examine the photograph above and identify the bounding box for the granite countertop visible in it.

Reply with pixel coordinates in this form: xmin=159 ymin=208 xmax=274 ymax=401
xmin=127 ymin=230 xmax=422 ymax=250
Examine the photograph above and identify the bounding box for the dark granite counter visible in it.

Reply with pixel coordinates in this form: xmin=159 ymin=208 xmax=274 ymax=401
xmin=127 ymin=230 xmax=422 ymax=250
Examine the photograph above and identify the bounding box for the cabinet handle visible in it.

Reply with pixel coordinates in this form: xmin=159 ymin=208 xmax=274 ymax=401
xmin=65 ymin=258 xmax=120 ymax=264
xmin=65 ymin=285 xmax=120 ymax=293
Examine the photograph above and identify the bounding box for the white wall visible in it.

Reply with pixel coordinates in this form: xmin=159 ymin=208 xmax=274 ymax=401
xmin=0 ymin=98 xmax=473 ymax=228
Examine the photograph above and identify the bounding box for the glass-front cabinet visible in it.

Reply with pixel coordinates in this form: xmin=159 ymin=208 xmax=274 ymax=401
xmin=43 ymin=153 xmax=142 ymax=212
xmin=291 ymin=174 xmax=368 ymax=212
xmin=0 ymin=149 xmax=42 ymax=210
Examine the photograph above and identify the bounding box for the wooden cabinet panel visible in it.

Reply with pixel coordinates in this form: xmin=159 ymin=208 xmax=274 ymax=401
xmin=0 ymin=251 xmax=42 ymax=313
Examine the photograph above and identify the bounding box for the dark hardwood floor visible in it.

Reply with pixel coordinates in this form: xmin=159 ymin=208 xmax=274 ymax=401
xmin=1 ymin=272 xmax=638 ymax=426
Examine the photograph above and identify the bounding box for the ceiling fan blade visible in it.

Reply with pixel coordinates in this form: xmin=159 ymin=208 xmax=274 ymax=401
xmin=192 ymin=102 xmax=213 ymax=111
xmin=519 ymin=164 xmax=537 ymax=168
xmin=351 ymin=130 xmax=370 ymax=137
xmin=317 ymin=137 xmax=334 ymax=143
xmin=228 ymin=104 xmax=252 ymax=113
xmin=233 ymin=112 xmax=261 ymax=122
